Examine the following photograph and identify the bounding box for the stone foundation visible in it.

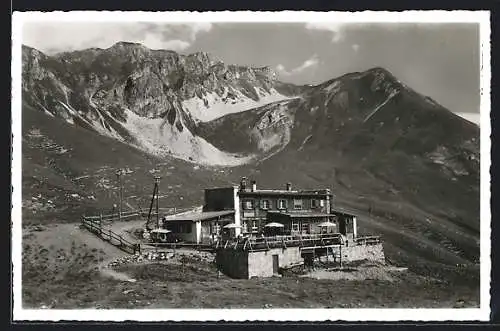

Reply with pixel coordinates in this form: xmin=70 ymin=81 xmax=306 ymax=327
xmin=215 ymin=249 xmax=249 ymax=279
xmin=216 ymin=247 xmax=302 ymax=279
xmin=247 ymin=247 xmax=302 ymax=278
xmin=216 ymin=243 xmax=385 ymax=279
xmin=342 ymin=243 xmax=385 ymax=263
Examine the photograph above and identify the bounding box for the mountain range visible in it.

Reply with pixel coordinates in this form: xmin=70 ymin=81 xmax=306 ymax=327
xmin=21 ymin=42 xmax=480 ymax=278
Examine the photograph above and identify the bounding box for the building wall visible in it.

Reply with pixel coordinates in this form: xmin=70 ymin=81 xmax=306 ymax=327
xmin=335 ymin=214 xmax=357 ymax=237
xmin=199 ymin=218 xmax=234 ymax=244
xmin=216 ymin=247 xmax=303 ymax=279
xmin=266 ymin=214 xmax=333 ymax=234
xmin=341 ymin=243 xmax=385 ymax=263
xmin=233 ymin=187 xmax=241 ymax=236
xmin=166 ymin=222 xmax=198 ymax=243
xmin=204 ymin=187 xmax=241 ymax=236
xmin=238 ymin=193 xmax=330 ymax=233
xmin=247 ymin=247 xmax=302 ymax=278
xmin=195 ymin=222 xmax=202 ymax=244
xmin=239 ymin=194 xmax=329 ymax=217
xmin=215 ymin=249 xmax=249 ymax=279
xmin=204 ymin=187 xmax=236 ymax=211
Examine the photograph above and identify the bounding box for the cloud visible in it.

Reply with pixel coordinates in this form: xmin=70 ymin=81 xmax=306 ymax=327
xmin=141 ymin=36 xmax=191 ymax=51
xmin=275 ymin=64 xmax=290 ymax=75
xmin=22 ymin=22 xmax=212 ymax=54
xmin=352 ymin=44 xmax=360 ymax=52
xmin=276 ymin=54 xmax=320 ymax=76
xmin=305 ymin=23 xmax=346 ymax=42
xmin=187 ymin=22 xmax=213 ymax=40
xmin=294 ymin=54 xmax=319 ymax=72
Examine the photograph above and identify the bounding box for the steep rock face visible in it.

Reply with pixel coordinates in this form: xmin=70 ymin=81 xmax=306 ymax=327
xmin=22 ymin=43 xmax=301 ymax=165
xmin=195 ymin=98 xmax=300 ymax=156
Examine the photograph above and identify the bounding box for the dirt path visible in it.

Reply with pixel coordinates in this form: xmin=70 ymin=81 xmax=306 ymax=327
xmin=301 ymin=266 xmax=408 ymax=281
xmin=99 ymin=262 xmax=137 ymax=283
xmin=107 ymin=219 xmax=146 ymax=242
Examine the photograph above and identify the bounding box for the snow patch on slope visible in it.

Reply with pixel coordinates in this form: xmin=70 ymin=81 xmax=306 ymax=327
xmin=363 ymin=90 xmax=399 ymax=123
xmin=182 ymin=87 xmax=292 ymax=122
xmin=86 ymin=97 xmax=124 ymax=141
xmin=122 ymin=110 xmax=254 ymax=166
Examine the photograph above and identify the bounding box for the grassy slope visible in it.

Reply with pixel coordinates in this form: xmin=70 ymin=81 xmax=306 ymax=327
xmin=22 ymin=223 xmax=478 ymax=309
xmin=21 ymin=104 xmax=239 ymax=223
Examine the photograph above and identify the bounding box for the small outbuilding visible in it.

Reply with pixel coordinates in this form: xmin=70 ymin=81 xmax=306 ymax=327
xmin=162 ymin=210 xmax=235 ymax=244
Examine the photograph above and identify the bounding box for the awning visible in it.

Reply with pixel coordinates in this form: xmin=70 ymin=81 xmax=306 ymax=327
xmin=150 ymin=228 xmax=172 ymax=234
xmin=317 ymin=221 xmax=337 ymax=228
xmin=264 ymin=222 xmax=285 ymax=228
xmin=223 ymin=223 xmax=241 ymax=229
xmin=162 ymin=210 xmax=235 ymax=222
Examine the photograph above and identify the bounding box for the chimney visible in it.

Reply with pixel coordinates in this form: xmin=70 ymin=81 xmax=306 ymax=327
xmin=251 ymin=180 xmax=257 ymax=192
xmin=240 ymin=177 xmax=247 ymax=191
xmin=286 ymin=182 xmax=292 ymax=191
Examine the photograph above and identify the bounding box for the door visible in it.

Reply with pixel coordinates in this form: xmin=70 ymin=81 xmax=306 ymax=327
xmin=338 ymin=218 xmax=347 ymax=235
xmin=272 ymin=255 xmax=279 ymax=274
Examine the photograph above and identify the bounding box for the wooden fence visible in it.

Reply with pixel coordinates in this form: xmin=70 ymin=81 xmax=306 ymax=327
xmin=80 ymin=217 xmax=140 ymax=255
xmin=142 ymin=242 xmax=214 ymax=251
xmin=79 ymin=207 xmax=196 ymax=254
xmin=84 ymin=207 xmax=195 ymax=223
xmin=84 ymin=210 xmax=140 ymax=222
xmin=353 ymin=235 xmax=381 ymax=246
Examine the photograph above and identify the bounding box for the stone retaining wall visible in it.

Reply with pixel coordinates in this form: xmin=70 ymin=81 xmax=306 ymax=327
xmin=342 ymin=243 xmax=385 ymax=263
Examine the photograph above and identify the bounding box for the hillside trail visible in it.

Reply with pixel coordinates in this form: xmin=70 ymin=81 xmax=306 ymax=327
xmin=93 ymin=219 xmax=146 ymax=282
xmin=98 ymin=258 xmax=137 ymax=283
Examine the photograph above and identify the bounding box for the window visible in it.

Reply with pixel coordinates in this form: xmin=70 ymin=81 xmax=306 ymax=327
xmin=291 ymin=221 xmax=299 ymax=232
xmin=243 ymin=199 xmax=254 ymax=210
xmin=278 ymin=199 xmax=287 ymax=209
xmin=212 ymin=223 xmax=221 ymax=235
xmin=179 ymin=223 xmax=192 ymax=233
xmin=293 ymin=199 xmax=303 ymax=209
xmin=312 ymin=199 xmax=325 ymax=208
xmin=301 ymin=222 xmax=310 ymax=234
xmin=261 ymin=199 xmax=271 ymax=210
xmin=251 ymin=220 xmax=258 ymax=231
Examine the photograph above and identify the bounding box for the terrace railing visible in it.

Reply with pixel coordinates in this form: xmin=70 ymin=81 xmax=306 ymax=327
xmin=215 ymin=233 xmax=344 ymax=252
xmin=216 ymin=233 xmax=382 ymax=252
xmin=353 ymin=235 xmax=381 ymax=246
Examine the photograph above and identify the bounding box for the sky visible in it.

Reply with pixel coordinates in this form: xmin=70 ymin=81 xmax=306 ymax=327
xmin=22 ymin=22 xmax=480 ymax=121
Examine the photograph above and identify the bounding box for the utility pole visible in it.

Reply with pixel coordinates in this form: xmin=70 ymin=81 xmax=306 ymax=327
xmin=116 ymin=169 xmax=123 ymax=222
xmin=154 ymin=176 xmax=161 ymax=229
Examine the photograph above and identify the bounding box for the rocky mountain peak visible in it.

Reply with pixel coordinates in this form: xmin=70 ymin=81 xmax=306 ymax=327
xmin=109 ymin=41 xmax=148 ymax=50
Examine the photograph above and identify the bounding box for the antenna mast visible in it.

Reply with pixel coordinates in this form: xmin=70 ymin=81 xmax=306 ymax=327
xmin=115 ymin=169 xmax=124 ymax=222
xmin=154 ymin=176 xmax=161 ymax=229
